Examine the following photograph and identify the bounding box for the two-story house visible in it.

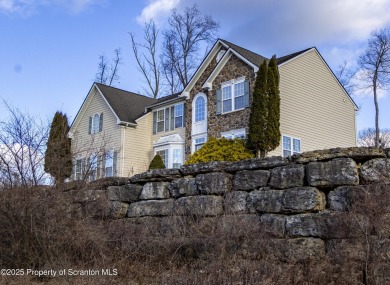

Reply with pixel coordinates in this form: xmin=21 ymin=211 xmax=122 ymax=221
xmin=69 ymin=38 xmax=358 ymax=178
xmin=181 ymin=39 xmax=358 ymax=158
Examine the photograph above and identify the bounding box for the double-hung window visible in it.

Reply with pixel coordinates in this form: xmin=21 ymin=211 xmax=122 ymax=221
xmin=217 ymin=77 xmax=249 ymax=114
xmin=234 ymin=81 xmax=245 ymax=109
xmin=283 ymin=135 xmax=301 ymax=157
xmin=89 ymin=155 xmax=97 ymax=181
xmin=175 ymin=103 xmax=184 ymax=128
xmin=222 ymin=85 xmax=232 ymax=113
xmin=153 ymin=103 xmax=185 ymax=134
xmin=105 ymin=150 xmax=114 ymax=177
xmin=75 ymin=159 xmax=83 ymax=180
xmin=172 ymin=148 xmax=183 ymax=168
xmin=157 ymin=110 xmax=165 ymax=133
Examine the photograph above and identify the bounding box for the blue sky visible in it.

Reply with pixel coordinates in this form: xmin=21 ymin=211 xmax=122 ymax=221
xmin=1 ymin=0 xmax=390 ymax=133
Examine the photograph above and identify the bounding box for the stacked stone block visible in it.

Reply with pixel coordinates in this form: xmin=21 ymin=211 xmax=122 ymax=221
xmin=67 ymin=147 xmax=390 ymax=272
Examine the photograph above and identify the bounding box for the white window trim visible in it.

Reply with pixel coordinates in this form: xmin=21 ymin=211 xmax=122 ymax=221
xmin=174 ymin=103 xmax=184 ymax=129
xmin=154 ymin=103 xmax=185 ymax=134
xmin=172 ymin=148 xmax=183 ymax=168
xmin=194 ymin=95 xmax=206 ymax=123
xmin=221 ymin=77 xmax=246 ymax=114
xmin=91 ymin=113 xmax=101 ymax=134
xmin=282 ymin=135 xmax=301 ymax=157
xmin=105 ymin=150 xmax=114 ymax=177
xmin=191 ymin=134 xmax=207 ymax=154
xmin=154 ymin=143 xmax=184 ymax=169
xmin=221 ymin=128 xmax=246 ymax=139
xmin=74 ymin=158 xmax=83 ymax=180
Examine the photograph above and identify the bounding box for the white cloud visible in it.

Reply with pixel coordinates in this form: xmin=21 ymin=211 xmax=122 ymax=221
xmin=0 ymin=0 xmax=34 ymax=14
xmin=173 ymin=0 xmax=390 ymax=56
xmin=137 ymin=0 xmax=180 ymax=25
xmin=0 ymin=0 xmax=103 ymax=15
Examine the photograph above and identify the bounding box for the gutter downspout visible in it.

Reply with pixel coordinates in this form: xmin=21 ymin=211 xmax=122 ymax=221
xmin=121 ymin=126 xmax=126 ymax=176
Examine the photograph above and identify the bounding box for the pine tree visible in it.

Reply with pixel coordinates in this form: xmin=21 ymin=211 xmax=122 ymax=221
xmin=149 ymin=154 xmax=166 ymax=169
xmin=266 ymin=56 xmax=281 ymax=151
xmin=44 ymin=111 xmax=72 ymax=183
xmin=247 ymin=60 xmax=268 ymax=157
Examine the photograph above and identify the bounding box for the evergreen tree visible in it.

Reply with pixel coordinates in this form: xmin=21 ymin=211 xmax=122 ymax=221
xmin=266 ymin=56 xmax=281 ymax=151
xmin=247 ymin=56 xmax=281 ymax=157
xmin=44 ymin=111 xmax=72 ymax=183
xmin=149 ymin=154 xmax=166 ymax=169
xmin=247 ymin=60 xmax=268 ymax=157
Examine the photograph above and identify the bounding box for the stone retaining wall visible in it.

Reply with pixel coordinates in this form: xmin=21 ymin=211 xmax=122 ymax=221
xmin=66 ymin=147 xmax=390 ymax=276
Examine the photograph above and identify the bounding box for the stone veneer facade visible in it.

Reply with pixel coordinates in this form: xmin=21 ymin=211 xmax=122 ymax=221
xmin=184 ymin=50 xmax=256 ymax=158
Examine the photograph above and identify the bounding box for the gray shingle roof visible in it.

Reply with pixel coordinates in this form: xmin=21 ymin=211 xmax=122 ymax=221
xmin=220 ymin=39 xmax=312 ymax=67
xmin=277 ymin=48 xmax=313 ymax=65
xmin=220 ymin=39 xmax=268 ymax=67
xmin=96 ymin=83 xmax=157 ymax=124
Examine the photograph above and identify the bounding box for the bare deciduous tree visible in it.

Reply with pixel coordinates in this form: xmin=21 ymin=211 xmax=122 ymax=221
xmin=131 ymin=5 xmax=219 ymax=97
xmin=130 ymin=20 xmax=161 ymax=99
xmin=335 ymin=60 xmax=357 ymax=94
xmin=70 ymin=131 xmax=120 ymax=189
xmin=95 ymin=48 xmax=123 ymax=86
xmin=0 ymin=102 xmax=49 ymax=188
xmin=358 ymin=29 xmax=390 ymax=147
xmin=358 ymin=128 xmax=390 ymax=148
xmin=161 ymin=4 xmax=219 ymax=91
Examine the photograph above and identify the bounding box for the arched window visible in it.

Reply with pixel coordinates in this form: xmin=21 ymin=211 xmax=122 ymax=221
xmin=195 ymin=96 xmax=205 ymax=122
xmin=93 ymin=114 xmax=100 ymax=133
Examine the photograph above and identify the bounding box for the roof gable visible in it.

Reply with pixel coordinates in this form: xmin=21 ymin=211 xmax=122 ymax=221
xmin=219 ymin=39 xmax=267 ymax=67
xmin=182 ymin=39 xmax=270 ymax=97
xmin=95 ymin=83 xmax=157 ymax=124
xmin=70 ymin=83 xmax=157 ymax=133
xmin=278 ymin=48 xmax=358 ymax=110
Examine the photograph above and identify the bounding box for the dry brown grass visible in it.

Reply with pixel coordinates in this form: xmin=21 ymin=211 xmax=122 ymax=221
xmin=1 ymin=184 xmax=390 ymax=284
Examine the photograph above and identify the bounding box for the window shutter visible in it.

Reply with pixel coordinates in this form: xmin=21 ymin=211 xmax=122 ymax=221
xmin=72 ymin=160 xmax=76 ymax=180
xmin=99 ymin=113 xmax=103 ymax=132
xmin=153 ymin=111 xmax=157 ymax=134
xmin=81 ymin=158 xmax=86 ymax=177
xmin=216 ymin=89 xmax=222 ymax=115
xmin=113 ymin=151 xmax=117 ymax=176
xmin=183 ymin=103 xmax=186 ymax=126
xmin=244 ymin=80 xmax=250 ymax=107
xmin=170 ymin=106 xmax=175 ymax=130
xmin=88 ymin=117 xmax=92 ymax=134
xmin=165 ymin=108 xmax=169 ymax=132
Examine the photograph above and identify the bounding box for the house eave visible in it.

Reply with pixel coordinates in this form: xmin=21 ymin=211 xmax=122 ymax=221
xmin=118 ymin=121 xmax=137 ymax=127
xmin=146 ymin=96 xmax=185 ymax=111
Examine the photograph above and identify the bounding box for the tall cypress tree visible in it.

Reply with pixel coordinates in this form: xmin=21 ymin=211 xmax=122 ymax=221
xmin=44 ymin=111 xmax=72 ymax=183
xmin=266 ymin=56 xmax=281 ymax=151
xmin=247 ymin=60 xmax=268 ymax=157
xmin=247 ymin=56 xmax=281 ymax=157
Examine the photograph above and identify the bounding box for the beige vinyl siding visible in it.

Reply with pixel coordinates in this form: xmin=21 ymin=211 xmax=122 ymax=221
xmin=268 ymin=49 xmax=356 ymax=156
xmin=121 ymin=113 xmax=154 ymax=177
xmin=71 ymin=86 xmax=122 ymax=174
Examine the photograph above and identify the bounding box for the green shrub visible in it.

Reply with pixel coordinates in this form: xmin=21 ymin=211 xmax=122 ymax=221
xmin=149 ymin=154 xmax=166 ymax=169
xmin=186 ymin=137 xmax=254 ymax=164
